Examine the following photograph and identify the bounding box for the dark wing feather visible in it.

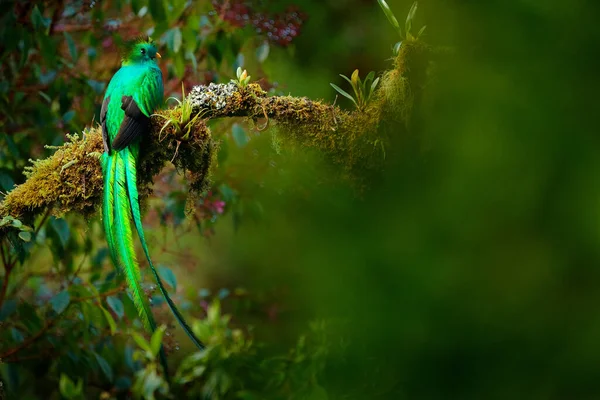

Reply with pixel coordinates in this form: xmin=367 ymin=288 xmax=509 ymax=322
xmin=101 ymin=96 xmax=111 ymax=153
xmin=111 ymin=95 xmax=150 ymax=151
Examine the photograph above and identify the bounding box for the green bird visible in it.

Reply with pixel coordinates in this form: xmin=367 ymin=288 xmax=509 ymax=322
xmin=100 ymin=37 xmax=205 ymax=372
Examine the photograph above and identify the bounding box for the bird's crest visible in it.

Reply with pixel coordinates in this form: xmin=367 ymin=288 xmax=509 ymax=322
xmin=120 ymin=35 xmax=158 ymax=63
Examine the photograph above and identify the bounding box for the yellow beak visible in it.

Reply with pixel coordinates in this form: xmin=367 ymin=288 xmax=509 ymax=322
xmin=156 ymin=52 xmax=162 ymax=59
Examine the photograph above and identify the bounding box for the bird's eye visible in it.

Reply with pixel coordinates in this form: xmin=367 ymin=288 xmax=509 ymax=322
xmin=140 ymin=48 xmax=146 ymax=55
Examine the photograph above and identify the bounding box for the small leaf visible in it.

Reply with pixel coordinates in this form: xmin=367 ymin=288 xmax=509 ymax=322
xmin=377 ymin=0 xmax=402 ymax=36
xmin=0 ymin=216 xmax=13 ymax=227
xmin=18 ymin=231 xmax=31 ymax=242
xmin=370 ymin=77 xmax=380 ymax=99
xmin=63 ymin=32 xmax=78 ymax=61
xmin=158 ymin=266 xmax=177 ymax=290
xmin=417 ymin=25 xmax=427 ymax=37
xmin=232 ymin=124 xmax=248 ymax=147
xmin=0 ymin=299 xmax=17 ymax=321
xmin=164 ymin=27 xmax=183 ymax=53
xmin=150 ymin=325 xmax=166 ymax=356
xmin=31 ymin=6 xmax=48 ymax=31
xmin=11 ymin=328 xmax=24 ymax=343
xmin=148 ymin=0 xmax=166 ymax=23
xmin=50 ymin=290 xmax=70 ymax=314
xmin=101 ymin=306 xmax=117 ymax=335
xmin=351 ymin=69 xmax=360 ymax=87
xmin=11 ymin=219 xmax=22 ymax=228
xmin=63 ymin=110 xmax=75 ymax=123
xmin=131 ymin=331 xmax=153 ymax=355
xmin=38 ymin=91 xmax=52 ymax=103
xmin=330 ymin=83 xmax=358 ymax=108
xmin=59 ymin=374 xmax=75 ymax=398
xmin=393 ymin=41 xmax=402 ymax=54
xmin=255 ymin=41 xmax=270 ymax=63
xmin=94 ymin=353 xmax=114 ymax=382
xmin=50 ymin=217 xmax=70 ymax=247
xmin=407 ymin=2 xmax=419 ymax=26
xmin=106 ymin=295 xmax=124 ymax=319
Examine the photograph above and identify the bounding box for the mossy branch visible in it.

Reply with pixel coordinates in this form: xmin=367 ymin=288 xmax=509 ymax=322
xmin=0 ymin=41 xmax=431 ymax=239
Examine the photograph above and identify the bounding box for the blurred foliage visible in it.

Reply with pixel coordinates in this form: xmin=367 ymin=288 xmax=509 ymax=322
xmin=2 ymin=0 xmax=600 ymax=399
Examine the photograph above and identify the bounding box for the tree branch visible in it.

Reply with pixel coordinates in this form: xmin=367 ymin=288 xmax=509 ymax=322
xmin=0 ymin=41 xmax=431 ymax=240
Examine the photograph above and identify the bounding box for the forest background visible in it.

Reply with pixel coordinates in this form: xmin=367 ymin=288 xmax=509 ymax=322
xmin=0 ymin=0 xmax=599 ymax=399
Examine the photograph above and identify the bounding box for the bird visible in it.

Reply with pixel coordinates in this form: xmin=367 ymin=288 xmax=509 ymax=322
xmin=100 ymin=37 xmax=204 ymax=376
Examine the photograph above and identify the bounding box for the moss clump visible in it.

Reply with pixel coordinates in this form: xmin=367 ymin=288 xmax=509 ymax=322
xmin=0 ymin=109 xmax=216 ymax=234
xmin=0 ymin=130 xmax=104 ymax=221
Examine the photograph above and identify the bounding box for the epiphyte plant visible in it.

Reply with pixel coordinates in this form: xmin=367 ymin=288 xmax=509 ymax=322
xmin=377 ymin=0 xmax=426 ymax=54
xmin=154 ymin=83 xmax=205 ymax=142
xmin=231 ymin=67 xmax=252 ymax=87
xmin=330 ymin=69 xmax=380 ymax=112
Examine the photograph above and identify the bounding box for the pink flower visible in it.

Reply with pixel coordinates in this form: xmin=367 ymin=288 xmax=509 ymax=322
xmin=213 ymin=200 xmax=225 ymax=214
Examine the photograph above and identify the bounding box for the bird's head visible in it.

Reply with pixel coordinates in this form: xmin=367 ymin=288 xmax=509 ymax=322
xmin=121 ymin=36 xmax=161 ymax=66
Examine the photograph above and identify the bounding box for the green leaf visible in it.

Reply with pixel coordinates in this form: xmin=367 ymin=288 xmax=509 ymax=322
xmin=168 ymin=0 xmax=187 ymax=23
xmin=407 ymin=2 xmax=419 ymax=26
xmin=418 ymin=25 xmax=427 ymax=37
xmin=393 ymin=41 xmax=402 ymax=54
xmin=377 ymin=0 xmax=402 ymax=37
xmin=131 ymin=331 xmax=153 ymax=355
xmin=39 ymin=91 xmax=52 ymax=103
xmin=150 ymin=325 xmax=166 ymax=356
xmin=101 ymin=306 xmax=117 ymax=335
xmin=19 ymin=32 xmax=32 ymax=68
xmin=369 ymin=77 xmax=380 ymax=101
xmin=330 ymin=83 xmax=359 ymax=108
xmin=11 ymin=219 xmax=22 ymax=228
xmin=0 ymin=172 xmax=15 ymax=191
xmin=164 ymin=27 xmax=183 ymax=53
xmin=18 ymin=231 xmax=31 ymax=242
xmin=63 ymin=110 xmax=75 ymax=123
xmin=232 ymin=124 xmax=249 ymax=147
xmin=364 ymin=71 xmax=375 ymax=86
xmin=94 ymin=353 xmax=114 ymax=382
xmin=11 ymin=328 xmax=24 ymax=343
xmin=0 ymin=216 xmax=13 ymax=227
xmin=87 ymin=79 xmax=106 ymax=94
xmin=0 ymin=299 xmax=17 ymax=321
xmin=50 ymin=290 xmax=70 ymax=314
xmin=148 ymin=0 xmax=166 ymax=23
xmin=31 ymin=6 xmax=49 ymax=31
xmin=339 ymin=74 xmax=360 ymax=101
xmin=63 ymin=32 xmax=78 ymax=61
xmin=106 ymin=295 xmax=124 ymax=319
xmin=59 ymin=374 xmax=83 ymax=399
xmin=158 ymin=266 xmax=177 ymax=290
xmin=50 ymin=217 xmax=70 ymax=247
xmin=256 ymin=41 xmax=270 ymax=63
xmin=351 ymin=69 xmax=360 ymax=87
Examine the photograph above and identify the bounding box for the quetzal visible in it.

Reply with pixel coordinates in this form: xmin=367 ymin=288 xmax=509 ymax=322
xmin=100 ymin=37 xmax=204 ymax=373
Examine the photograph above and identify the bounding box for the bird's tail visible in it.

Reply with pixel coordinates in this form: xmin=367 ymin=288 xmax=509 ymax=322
xmin=102 ymin=149 xmax=170 ymax=376
xmin=102 ymin=146 xmax=205 ymax=353
xmin=123 ymin=145 xmax=205 ymax=352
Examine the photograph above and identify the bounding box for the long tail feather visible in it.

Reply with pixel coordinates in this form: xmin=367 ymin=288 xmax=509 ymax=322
xmin=107 ymin=149 xmax=170 ymax=377
xmin=101 ymin=154 xmax=119 ymax=268
xmin=124 ymin=145 xmax=205 ymax=351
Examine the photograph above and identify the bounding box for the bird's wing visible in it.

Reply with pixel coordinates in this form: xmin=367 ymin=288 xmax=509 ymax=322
xmin=111 ymin=68 xmax=163 ymax=150
xmin=111 ymin=95 xmax=149 ymax=151
xmin=101 ymin=95 xmax=111 ymax=153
